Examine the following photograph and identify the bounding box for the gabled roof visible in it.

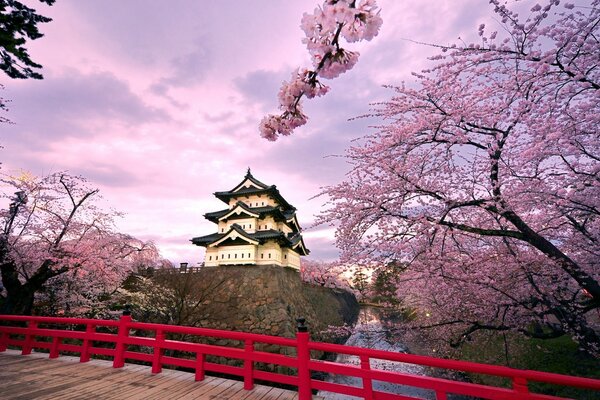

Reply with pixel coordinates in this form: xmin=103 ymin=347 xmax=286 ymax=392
xmin=192 ymin=224 xmax=259 ymax=248
xmin=216 ymin=202 xmax=260 ymax=221
xmin=191 ymin=227 xmax=310 ymax=254
xmin=213 ymin=169 xmax=296 ymax=211
xmin=230 ymin=168 xmax=270 ymax=192
xmin=204 ymin=202 xmax=302 ymax=232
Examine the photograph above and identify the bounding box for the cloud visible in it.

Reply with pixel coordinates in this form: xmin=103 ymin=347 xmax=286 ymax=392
xmin=78 ymin=163 xmax=141 ymax=188
xmin=160 ymin=43 xmax=212 ymax=87
xmin=234 ymin=69 xmax=288 ymax=111
xmin=2 ymin=69 xmax=169 ymax=144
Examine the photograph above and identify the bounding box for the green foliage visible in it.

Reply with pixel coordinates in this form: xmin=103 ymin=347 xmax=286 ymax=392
xmin=457 ymin=332 xmax=600 ymax=399
xmin=0 ymin=0 xmax=55 ymax=79
xmin=370 ymin=261 xmax=406 ymax=306
xmin=351 ymin=268 xmax=369 ymax=297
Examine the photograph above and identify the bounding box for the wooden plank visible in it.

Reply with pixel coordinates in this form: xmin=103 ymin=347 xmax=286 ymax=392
xmin=3 ymin=363 xmax=110 ymax=400
xmin=259 ymin=387 xmax=287 ymax=400
xmin=122 ymin=369 xmax=195 ymax=400
xmin=140 ymin=371 xmax=216 ymax=400
xmin=47 ymin=364 xmax=152 ymax=400
xmin=0 ymin=350 xmax=303 ymax=400
xmin=235 ymin=384 xmax=274 ymax=400
xmin=0 ymin=359 xmax=97 ymax=397
xmin=176 ymin=376 xmax=241 ymax=400
xmin=197 ymin=379 xmax=246 ymax=400
xmin=276 ymin=390 xmax=301 ymax=400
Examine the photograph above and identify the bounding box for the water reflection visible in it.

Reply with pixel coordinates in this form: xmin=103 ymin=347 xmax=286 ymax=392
xmin=317 ymin=306 xmax=434 ymax=400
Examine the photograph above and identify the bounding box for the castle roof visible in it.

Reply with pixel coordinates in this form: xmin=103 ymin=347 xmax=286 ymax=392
xmin=191 ymin=224 xmax=310 ymax=255
xmin=213 ymin=169 xmax=295 ymax=211
xmin=204 ymin=201 xmax=299 ymax=230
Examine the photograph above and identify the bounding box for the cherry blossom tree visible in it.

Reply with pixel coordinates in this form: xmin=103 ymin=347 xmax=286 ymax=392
xmin=0 ymin=172 xmax=160 ymax=316
xmin=301 ymin=258 xmax=353 ymax=291
xmin=318 ymin=1 xmax=600 ymax=355
xmin=259 ymin=0 xmax=382 ymax=141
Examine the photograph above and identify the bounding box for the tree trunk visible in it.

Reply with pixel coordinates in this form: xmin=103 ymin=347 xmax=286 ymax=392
xmin=0 ymin=285 xmax=35 ymax=315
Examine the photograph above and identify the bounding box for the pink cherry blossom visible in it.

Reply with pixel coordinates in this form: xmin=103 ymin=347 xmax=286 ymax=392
xmin=0 ymin=172 xmax=163 ymax=316
xmin=260 ymin=0 xmax=383 ymax=141
xmin=317 ymin=0 xmax=600 ymax=356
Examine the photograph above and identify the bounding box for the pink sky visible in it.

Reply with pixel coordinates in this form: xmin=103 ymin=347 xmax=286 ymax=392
xmin=1 ymin=0 xmax=495 ymax=264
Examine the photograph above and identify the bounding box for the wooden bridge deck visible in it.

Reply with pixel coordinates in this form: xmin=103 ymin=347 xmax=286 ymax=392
xmin=0 ymin=350 xmax=313 ymax=399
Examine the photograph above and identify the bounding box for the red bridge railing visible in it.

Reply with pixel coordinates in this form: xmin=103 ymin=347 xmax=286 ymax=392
xmin=1 ymin=312 xmax=599 ymax=399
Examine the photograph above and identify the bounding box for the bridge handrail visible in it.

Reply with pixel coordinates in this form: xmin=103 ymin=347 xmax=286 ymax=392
xmin=309 ymin=340 xmax=600 ymax=389
xmin=1 ymin=313 xmax=599 ymax=400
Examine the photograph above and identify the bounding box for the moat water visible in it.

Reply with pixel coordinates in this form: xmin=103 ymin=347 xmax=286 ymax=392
xmin=317 ymin=306 xmax=435 ymax=399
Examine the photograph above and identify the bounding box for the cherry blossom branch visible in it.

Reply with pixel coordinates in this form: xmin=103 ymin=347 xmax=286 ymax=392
xmin=259 ymin=0 xmax=382 ymax=141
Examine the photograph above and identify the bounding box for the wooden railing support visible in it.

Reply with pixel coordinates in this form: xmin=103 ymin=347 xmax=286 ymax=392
xmin=195 ymin=352 xmax=206 ymax=381
xmin=80 ymin=324 xmax=95 ymax=363
xmin=513 ymin=376 xmax=531 ymax=399
xmin=244 ymin=339 xmax=254 ymax=390
xmin=0 ymin=329 xmax=7 ymax=352
xmin=360 ymin=354 xmax=374 ymax=399
xmin=151 ymin=329 xmax=164 ymax=374
xmin=22 ymin=320 xmax=36 ymax=355
xmin=296 ymin=317 xmax=311 ymax=400
xmin=113 ymin=306 xmax=132 ymax=368
xmin=49 ymin=336 xmax=61 ymax=359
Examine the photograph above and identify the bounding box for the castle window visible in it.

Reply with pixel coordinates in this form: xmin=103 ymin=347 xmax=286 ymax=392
xmin=262 ymin=202 xmax=265 ymax=206
xmin=243 ymin=224 xmax=245 ymax=229
xmin=248 ymin=253 xmax=251 ymax=258
xmin=284 ymin=255 xmax=287 ymax=259
xmin=249 ymin=224 xmax=252 ymax=229
xmin=261 ymin=253 xmax=264 ymax=259
xmin=209 ymin=256 xmax=212 ymax=261
xmin=235 ymin=254 xmax=237 ymax=258
xmin=241 ymin=253 xmax=244 ymax=258
xmin=221 ymin=254 xmax=224 ymax=259
xmin=228 ymin=254 xmax=231 ymax=259
xmin=268 ymin=253 xmax=271 ymax=258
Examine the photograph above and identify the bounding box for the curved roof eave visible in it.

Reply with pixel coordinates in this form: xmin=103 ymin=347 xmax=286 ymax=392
xmin=208 ymin=224 xmax=260 ymax=247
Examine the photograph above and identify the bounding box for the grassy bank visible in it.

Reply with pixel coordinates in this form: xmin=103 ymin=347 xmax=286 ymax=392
xmin=456 ymin=332 xmax=600 ymax=399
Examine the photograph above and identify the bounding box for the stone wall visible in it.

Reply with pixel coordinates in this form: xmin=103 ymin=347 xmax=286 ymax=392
xmin=190 ymin=265 xmax=358 ymax=340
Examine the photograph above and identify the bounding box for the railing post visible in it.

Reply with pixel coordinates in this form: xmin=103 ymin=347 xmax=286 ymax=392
xmin=0 ymin=328 xmax=7 ymax=352
xmin=49 ymin=336 xmax=62 ymax=359
xmin=360 ymin=354 xmax=374 ymax=399
xmin=80 ymin=324 xmax=95 ymax=362
xmin=513 ymin=376 xmax=530 ymax=399
xmin=195 ymin=351 xmax=206 ymax=381
xmin=244 ymin=339 xmax=254 ymax=390
xmin=151 ymin=329 xmax=164 ymax=374
xmin=22 ymin=320 xmax=37 ymax=355
xmin=113 ymin=305 xmax=132 ymax=368
xmin=435 ymin=391 xmax=449 ymax=400
xmin=296 ymin=317 xmax=311 ymax=400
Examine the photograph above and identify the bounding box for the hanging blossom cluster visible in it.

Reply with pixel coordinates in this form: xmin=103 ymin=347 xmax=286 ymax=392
xmin=259 ymin=0 xmax=382 ymax=141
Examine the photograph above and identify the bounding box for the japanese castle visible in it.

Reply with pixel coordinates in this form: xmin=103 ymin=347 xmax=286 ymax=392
xmin=191 ymin=169 xmax=309 ymax=269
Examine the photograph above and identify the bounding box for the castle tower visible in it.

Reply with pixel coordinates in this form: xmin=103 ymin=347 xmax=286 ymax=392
xmin=191 ymin=169 xmax=309 ymax=269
